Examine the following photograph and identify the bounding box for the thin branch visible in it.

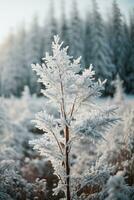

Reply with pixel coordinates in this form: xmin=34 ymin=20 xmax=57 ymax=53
xmin=69 ymin=96 xmax=77 ymax=119
xmin=50 ymin=129 xmax=64 ymax=156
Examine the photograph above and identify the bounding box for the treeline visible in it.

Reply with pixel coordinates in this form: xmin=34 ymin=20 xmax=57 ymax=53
xmin=0 ymin=0 xmax=134 ymax=97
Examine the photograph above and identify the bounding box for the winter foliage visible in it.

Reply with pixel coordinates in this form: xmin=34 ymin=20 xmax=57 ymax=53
xmin=29 ymin=35 xmax=120 ymax=199
xmin=0 ymin=0 xmax=134 ymax=199
xmin=0 ymin=84 xmax=133 ymax=199
xmin=0 ymin=0 xmax=134 ymax=96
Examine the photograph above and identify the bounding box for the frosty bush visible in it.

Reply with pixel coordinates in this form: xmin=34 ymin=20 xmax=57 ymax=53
xmin=30 ymin=35 xmax=119 ymax=199
xmin=105 ymin=174 xmax=130 ymax=200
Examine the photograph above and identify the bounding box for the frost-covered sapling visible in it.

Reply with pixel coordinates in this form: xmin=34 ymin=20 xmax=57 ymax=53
xmin=30 ymin=36 xmax=118 ymax=199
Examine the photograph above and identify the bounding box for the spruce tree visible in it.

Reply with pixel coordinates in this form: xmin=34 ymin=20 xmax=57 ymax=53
xmin=90 ymin=0 xmax=115 ymax=94
xmin=126 ymin=10 xmax=134 ymax=93
xmin=1 ymin=32 xmax=19 ymax=96
xmin=122 ymin=19 xmax=131 ymax=79
xmin=60 ymin=0 xmax=70 ymax=47
xmin=70 ymin=0 xmax=84 ymax=65
xmin=84 ymin=10 xmax=92 ymax=67
xmin=109 ymin=0 xmax=126 ymax=77
xmin=44 ymin=0 xmax=58 ymax=53
xmin=27 ymin=15 xmax=42 ymax=94
xmin=30 ymin=36 xmax=118 ymax=200
xmin=15 ymin=25 xmax=29 ymax=92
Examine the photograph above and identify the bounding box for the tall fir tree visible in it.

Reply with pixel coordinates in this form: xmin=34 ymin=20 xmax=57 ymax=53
xmin=44 ymin=0 xmax=58 ymax=53
xmin=60 ymin=0 xmax=70 ymax=47
xmin=0 ymin=41 xmax=7 ymax=95
xmin=27 ymin=15 xmax=42 ymax=94
xmin=15 ymin=25 xmax=29 ymax=91
xmin=0 ymin=32 xmax=19 ymax=96
xmin=109 ymin=0 xmax=127 ymax=77
xmin=90 ymin=0 xmax=115 ymax=94
xmin=70 ymin=0 xmax=84 ymax=66
xmin=126 ymin=10 xmax=134 ymax=93
xmin=84 ymin=10 xmax=92 ymax=67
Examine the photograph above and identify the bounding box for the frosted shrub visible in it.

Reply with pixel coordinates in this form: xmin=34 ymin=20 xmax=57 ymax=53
xmin=30 ymin=36 xmax=118 ymax=199
xmin=95 ymin=104 xmax=134 ymax=195
xmin=123 ymin=108 xmax=134 ymax=151
xmin=105 ymin=174 xmax=130 ymax=200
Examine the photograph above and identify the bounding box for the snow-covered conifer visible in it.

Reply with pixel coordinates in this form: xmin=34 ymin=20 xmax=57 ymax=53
xmin=109 ymin=0 xmax=126 ymax=77
xmin=0 ymin=32 xmax=19 ymax=96
xmin=70 ymin=0 xmax=84 ymax=65
xmin=27 ymin=15 xmax=42 ymax=94
xmin=30 ymin=35 xmax=118 ymax=199
xmin=84 ymin=10 xmax=92 ymax=67
xmin=43 ymin=0 xmax=58 ymax=53
xmin=90 ymin=0 xmax=115 ymax=89
xmin=14 ymin=25 xmax=29 ymax=93
xmin=126 ymin=10 xmax=134 ymax=93
xmin=60 ymin=0 xmax=70 ymax=48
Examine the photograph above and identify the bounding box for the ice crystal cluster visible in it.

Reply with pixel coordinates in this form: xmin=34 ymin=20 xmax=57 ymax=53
xmin=30 ymin=36 xmax=119 ymax=199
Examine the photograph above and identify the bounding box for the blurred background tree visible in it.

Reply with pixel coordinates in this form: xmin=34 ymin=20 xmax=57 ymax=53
xmin=0 ymin=0 xmax=133 ymax=97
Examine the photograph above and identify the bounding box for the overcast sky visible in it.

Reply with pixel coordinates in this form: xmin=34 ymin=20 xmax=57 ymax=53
xmin=0 ymin=0 xmax=133 ymax=42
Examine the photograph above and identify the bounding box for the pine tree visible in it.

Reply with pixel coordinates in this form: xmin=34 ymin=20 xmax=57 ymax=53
xmin=109 ymin=0 xmax=126 ymax=77
xmin=0 ymin=32 xmax=19 ymax=96
xmin=15 ymin=25 xmax=29 ymax=92
xmin=122 ymin=19 xmax=130 ymax=79
xmin=126 ymin=10 xmax=134 ymax=93
xmin=29 ymin=36 xmax=118 ymax=199
xmin=90 ymin=0 xmax=115 ymax=94
xmin=70 ymin=0 xmax=84 ymax=65
xmin=44 ymin=0 xmax=58 ymax=53
xmin=60 ymin=0 xmax=70 ymax=47
xmin=0 ymin=42 xmax=7 ymax=95
xmin=27 ymin=15 xmax=42 ymax=94
xmin=84 ymin=10 xmax=92 ymax=67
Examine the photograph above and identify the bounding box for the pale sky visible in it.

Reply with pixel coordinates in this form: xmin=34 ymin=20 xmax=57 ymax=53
xmin=0 ymin=0 xmax=133 ymax=42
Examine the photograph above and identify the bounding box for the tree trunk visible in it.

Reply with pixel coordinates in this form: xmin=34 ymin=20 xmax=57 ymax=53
xmin=64 ymin=125 xmax=71 ymax=200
